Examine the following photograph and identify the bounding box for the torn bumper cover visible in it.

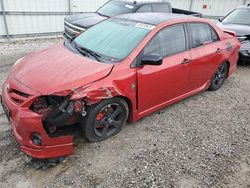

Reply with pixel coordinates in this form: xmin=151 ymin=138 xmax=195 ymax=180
xmin=1 ymin=84 xmax=74 ymax=159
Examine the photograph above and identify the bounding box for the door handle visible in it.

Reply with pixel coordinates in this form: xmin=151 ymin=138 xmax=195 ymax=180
xmin=216 ymin=48 xmax=223 ymax=53
xmin=181 ymin=58 xmax=192 ymax=65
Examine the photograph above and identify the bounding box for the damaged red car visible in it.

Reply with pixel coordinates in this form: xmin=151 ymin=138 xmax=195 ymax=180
xmin=0 ymin=13 xmax=240 ymax=159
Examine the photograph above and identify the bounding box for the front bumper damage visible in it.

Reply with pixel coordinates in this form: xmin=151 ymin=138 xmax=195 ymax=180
xmin=1 ymin=83 xmax=74 ymax=159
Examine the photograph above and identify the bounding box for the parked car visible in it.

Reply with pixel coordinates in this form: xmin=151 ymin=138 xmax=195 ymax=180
xmin=217 ymin=4 xmax=250 ymax=62
xmin=1 ymin=13 xmax=239 ymax=159
xmin=64 ymin=0 xmax=202 ymax=40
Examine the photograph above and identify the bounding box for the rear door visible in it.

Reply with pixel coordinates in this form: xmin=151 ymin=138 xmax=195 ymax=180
xmin=186 ymin=23 xmax=225 ymax=91
xmin=137 ymin=24 xmax=192 ymax=113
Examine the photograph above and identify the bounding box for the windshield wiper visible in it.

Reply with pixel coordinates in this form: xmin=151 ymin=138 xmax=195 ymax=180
xmin=97 ymin=12 xmax=109 ymax=18
xmin=79 ymin=46 xmax=102 ymax=62
xmin=72 ymin=41 xmax=102 ymax=62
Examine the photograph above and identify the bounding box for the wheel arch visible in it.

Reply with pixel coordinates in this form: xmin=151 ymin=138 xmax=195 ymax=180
xmin=224 ymin=60 xmax=230 ymax=78
xmin=116 ymin=95 xmax=133 ymax=122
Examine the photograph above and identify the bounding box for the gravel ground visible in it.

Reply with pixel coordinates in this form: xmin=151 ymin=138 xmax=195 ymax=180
xmin=0 ymin=38 xmax=249 ymax=188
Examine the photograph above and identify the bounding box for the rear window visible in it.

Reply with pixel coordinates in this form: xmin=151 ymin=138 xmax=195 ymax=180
xmin=151 ymin=3 xmax=171 ymax=13
xmin=137 ymin=5 xmax=152 ymax=13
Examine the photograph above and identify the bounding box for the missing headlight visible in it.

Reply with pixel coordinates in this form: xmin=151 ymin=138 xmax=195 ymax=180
xmin=30 ymin=96 xmax=85 ymax=136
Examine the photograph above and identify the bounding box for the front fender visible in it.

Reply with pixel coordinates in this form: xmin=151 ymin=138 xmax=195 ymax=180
xmin=70 ymin=86 xmax=121 ymax=104
xmin=69 ymin=66 xmax=138 ymax=122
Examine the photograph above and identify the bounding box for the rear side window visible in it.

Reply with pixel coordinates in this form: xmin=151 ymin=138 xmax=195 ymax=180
xmin=151 ymin=3 xmax=171 ymax=13
xmin=136 ymin=5 xmax=152 ymax=12
xmin=187 ymin=23 xmax=219 ymax=48
xmin=144 ymin=24 xmax=186 ymax=57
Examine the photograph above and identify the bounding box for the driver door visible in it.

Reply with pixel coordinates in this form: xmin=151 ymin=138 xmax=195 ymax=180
xmin=137 ymin=24 xmax=192 ymax=113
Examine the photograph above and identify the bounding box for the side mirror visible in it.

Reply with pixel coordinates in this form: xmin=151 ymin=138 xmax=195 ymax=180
xmin=218 ymin=18 xmax=222 ymax=22
xmin=141 ymin=53 xmax=163 ymax=66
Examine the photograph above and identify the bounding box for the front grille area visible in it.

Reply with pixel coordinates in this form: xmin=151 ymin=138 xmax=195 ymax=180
xmin=8 ymin=89 xmax=30 ymax=104
xmin=64 ymin=21 xmax=86 ymax=39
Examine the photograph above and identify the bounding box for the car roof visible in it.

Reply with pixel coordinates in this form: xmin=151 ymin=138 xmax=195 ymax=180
xmin=115 ymin=12 xmax=191 ymax=25
xmin=112 ymin=0 xmax=169 ymax=6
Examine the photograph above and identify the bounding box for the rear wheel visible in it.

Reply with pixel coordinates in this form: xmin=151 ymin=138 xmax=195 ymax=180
xmin=81 ymin=97 xmax=129 ymax=142
xmin=209 ymin=62 xmax=228 ymax=91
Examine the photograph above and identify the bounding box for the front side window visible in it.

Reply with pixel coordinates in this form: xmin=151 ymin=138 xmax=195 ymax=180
xmin=144 ymin=24 xmax=186 ymax=57
xmin=74 ymin=19 xmax=154 ymax=61
xmin=222 ymin=8 xmax=250 ymax=25
xmin=187 ymin=23 xmax=219 ymax=48
xmin=97 ymin=1 xmax=134 ymax=17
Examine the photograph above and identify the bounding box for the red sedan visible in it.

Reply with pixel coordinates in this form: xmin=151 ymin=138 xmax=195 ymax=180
xmin=1 ymin=13 xmax=240 ymax=159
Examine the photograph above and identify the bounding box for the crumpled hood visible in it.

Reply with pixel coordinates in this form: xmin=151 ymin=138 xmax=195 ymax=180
xmin=11 ymin=43 xmax=113 ymax=95
xmin=217 ymin=22 xmax=250 ymax=36
xmin=65 ymin=13 xmax=107 ymax=28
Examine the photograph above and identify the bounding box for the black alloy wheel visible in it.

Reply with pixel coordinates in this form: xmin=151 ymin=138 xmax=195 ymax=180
xmin=209 ymin=62 xmax=229 ymax=91
xmin=82 ymin=97 xmax=129 ymax=142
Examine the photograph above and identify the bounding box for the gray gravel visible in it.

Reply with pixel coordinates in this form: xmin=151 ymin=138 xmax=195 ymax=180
xmin=0 ymin=38 xmax=249 ymax=188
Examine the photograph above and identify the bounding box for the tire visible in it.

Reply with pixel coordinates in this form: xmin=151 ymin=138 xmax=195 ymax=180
xmin=81 ymin=97 xmax=129 ymax=142
xmin=209 ymin=62 xmax=229 ymax=91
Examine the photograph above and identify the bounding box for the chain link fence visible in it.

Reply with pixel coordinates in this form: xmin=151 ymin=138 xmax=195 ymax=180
xmin=0 ymin=0 xmax=249 ymax=40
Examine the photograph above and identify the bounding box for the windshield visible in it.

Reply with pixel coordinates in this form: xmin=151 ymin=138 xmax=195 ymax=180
xmin=97 ymin=1 xmax=134 ymax=17
xmin=74 ymin=19 xmax=154 ymax=61
xmin=222 ymin=8 xmax=250 ymax=25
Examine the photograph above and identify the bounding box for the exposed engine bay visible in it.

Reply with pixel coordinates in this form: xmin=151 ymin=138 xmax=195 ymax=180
xmin=30 ymin=96 xmax=86 ymax=136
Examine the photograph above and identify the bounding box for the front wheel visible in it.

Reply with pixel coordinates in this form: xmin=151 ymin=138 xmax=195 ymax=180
xmin=209 ymin=62 xmax=229 ymax=91
xmin=81 ymin=97 xmax=129 ymax=142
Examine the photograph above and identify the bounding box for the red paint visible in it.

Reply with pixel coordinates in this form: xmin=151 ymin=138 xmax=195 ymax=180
xmin=1 ymin=17 xmax=239 ymax=159
xmin=96 ymin=112 xmax=104 ymax=121
xmin=203 ymin=4 xmax=208 ymax=9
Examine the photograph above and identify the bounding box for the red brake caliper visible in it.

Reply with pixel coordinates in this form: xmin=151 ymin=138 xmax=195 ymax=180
xmin=96 ymin=112 xmax=104 ymax=121
xmin=96 ymin=106 xmax=114 ymax=129
xmin=96 ymin=112 xmax=105 ymax=129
